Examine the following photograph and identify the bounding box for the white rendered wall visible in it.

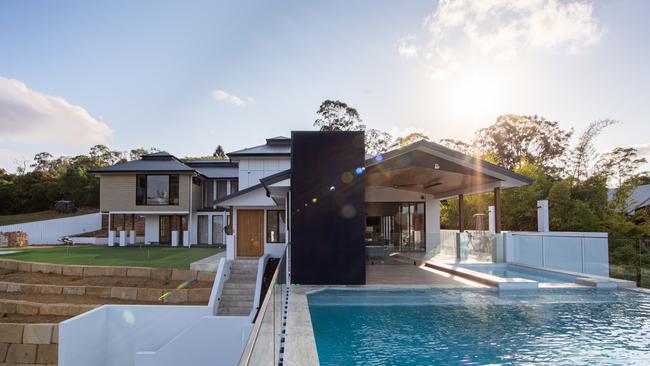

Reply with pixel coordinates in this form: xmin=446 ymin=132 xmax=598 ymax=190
xmin=0 ymin=213 xmax=102 ymax=245
xmin=237 ymin=158 xmax=290 ymax=190
xmin=504 ymin=231 xmax=609 ymax=277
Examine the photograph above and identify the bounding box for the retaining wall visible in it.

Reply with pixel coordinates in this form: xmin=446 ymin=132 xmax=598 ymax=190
xmin=0 ymin=323 xmax=59 ymax=365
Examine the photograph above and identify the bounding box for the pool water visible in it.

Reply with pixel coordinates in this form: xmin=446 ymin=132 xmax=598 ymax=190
xmin=308 ymin=288 xmax=650 ymax=365
xmin=456 ymin=263 xmax=576 ymax=283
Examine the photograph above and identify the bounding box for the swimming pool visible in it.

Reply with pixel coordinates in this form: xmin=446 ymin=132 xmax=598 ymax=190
xmin=456 ymin=263 xmax=577 ymax=283
xmin=308 ymin=288 xmax=650 ymax=365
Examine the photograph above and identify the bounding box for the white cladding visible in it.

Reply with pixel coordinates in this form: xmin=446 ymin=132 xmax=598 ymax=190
xmin=237 ymin=158 xmax=290 ymax=189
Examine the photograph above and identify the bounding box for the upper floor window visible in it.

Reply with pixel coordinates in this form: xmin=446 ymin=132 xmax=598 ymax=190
xmin=136 ymin=174 xmax=179 ymax=205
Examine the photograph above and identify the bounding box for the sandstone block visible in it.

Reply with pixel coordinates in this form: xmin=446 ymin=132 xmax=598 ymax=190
xmin=36 ymin=344 xmax=58 ymax=364
xmin=188 ymin=288 xmax=211 ymax=302
xmin=23 ymin=324 xmax=53 ymax=344
xmin=0 ymin=323 xmax=24 ymax=343
xmin=171 ymin=269 xmax=197 ymax=281
xmin=5 ymin=343 xmax=37 ymax=364
xmin=85 ymin=286 xmax=110 ymax=297
xmin=150 ymin=268 xmax=172 ymax=281
xmin=62 ymin=286 xmax=85 ymax=296
xmin=110 ymin=287 xmax=138 ymax=300
xmin=126 ymin=267 xmax=151 ymax=278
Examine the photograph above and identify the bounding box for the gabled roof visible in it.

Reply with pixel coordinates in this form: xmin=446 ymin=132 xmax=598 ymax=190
xmin=608 ymin=184 xmax=650 ymax=214
xmin=228 ymin=136 xmax=291 ymax=157
xmin=89 ymin=152 xmax=196 ymax=174
xmin=365 ymin=140 xmax=534 ymax=185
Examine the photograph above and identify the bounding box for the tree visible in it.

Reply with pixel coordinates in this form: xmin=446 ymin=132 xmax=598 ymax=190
xmin=473 ymin=114 xmax=573 ymax=170
xmin=439 ymin=138 xmax=473 ymax=155
xmin=31 ymin=152 xmax=54 ymax=172
xmin=566 ymin=119 xmax=618 ymax=181
xmin=314 ymin=99 xmax=365 ymax=131
xmin=365 ymin=129 xmax=393 ymax=156
xmin=597 ymin=147 xmax=647 ymax=187
xmin=89 ymin=145 xmax=126 ymax=167
xmin=391 ymin=133 xmax=430 ymax=149
xmin=213 ymin=145 xmax=227 ymax=159
xmin=313 ymin=99 xmax=393 ymax=155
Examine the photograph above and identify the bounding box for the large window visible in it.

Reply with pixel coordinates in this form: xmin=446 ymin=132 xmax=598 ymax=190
xmin=202 ymin=180 xmax=214 ymax=209
xmin=212 ymin=215 xmax=224 ymax=245
xmin=197 ymin=215 xmax=209 ymax=244
xmin=266 ymin=210 xmax=286 ymax=243
xmin=136 ymin=175 xmax=179 ymax=205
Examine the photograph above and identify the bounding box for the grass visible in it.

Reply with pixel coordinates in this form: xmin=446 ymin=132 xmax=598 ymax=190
xmin=0 ymin=246 xmax=223 ymax=269
xmin=0 ymin=208 xmax=98 ymax=226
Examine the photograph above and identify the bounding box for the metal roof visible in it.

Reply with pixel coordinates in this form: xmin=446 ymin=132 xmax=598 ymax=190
xmin=608 ymin=184 xmax=650 ymax=213
xmin=89 ymin=152 xmax=196 ymax=174
xmin=228 ymin=136 xmax=291 ymax=157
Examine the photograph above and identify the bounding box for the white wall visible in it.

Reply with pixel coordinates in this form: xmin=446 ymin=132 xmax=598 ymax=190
xmin=425 ymin=196 xmax=441 ymax=253
xmin=237 ymin=158 xmax=290 ymax=190
xmin=0 ymin=213 xmax=102 ymax=245
xmin=504 ymin=232 xmax=609 ymax=277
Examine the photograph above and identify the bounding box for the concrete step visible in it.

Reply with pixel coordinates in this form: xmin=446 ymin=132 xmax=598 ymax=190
xmin=218 ymin=306 xmax=252 ymax=315
xmin=220 ymin=300 xmax=253 ymax=308
xmin=229 ymin=275 xmax=257 ymax=282
xmin=221 ymin=287 xmax=255 ymax=297
xmin=221 ymin=293 xmax=254 ymax=301
xmin=223 ymin=281 xmax=256 ymax=288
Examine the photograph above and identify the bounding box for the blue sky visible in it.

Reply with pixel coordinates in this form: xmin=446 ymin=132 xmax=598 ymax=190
xmin=1 ymin=0 xmax=649 ymax=171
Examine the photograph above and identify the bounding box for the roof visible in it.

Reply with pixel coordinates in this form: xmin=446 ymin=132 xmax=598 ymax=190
xmin=228 ymin=136 xmax=291 ymax=157
xmin=89 ymin=152 xmax=196 ymax=174
xmin=185 ymin=160 xmax=239 ymax=179
xmin=260 ymin=169 xmax=291 ymax=196
xmin=608 ymin=184 xmax=650 ymax=213
xmin=215 ymin=182 xmax=265 ymax=204
xmin=366 ymin=140 xmax=534 ymax=185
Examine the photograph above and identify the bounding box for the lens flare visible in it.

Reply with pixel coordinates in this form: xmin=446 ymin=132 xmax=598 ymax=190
xmin=122 ymin=310 xmax=135 ymax=324
xmin=341 ymin=204 xmax=356 ymax=218
xmin=341 ymin=171 xmax=354 ymax=184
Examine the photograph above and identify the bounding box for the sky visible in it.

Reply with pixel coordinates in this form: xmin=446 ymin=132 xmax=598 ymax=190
xmin=1 ymin=0 xmax=649 ymax=171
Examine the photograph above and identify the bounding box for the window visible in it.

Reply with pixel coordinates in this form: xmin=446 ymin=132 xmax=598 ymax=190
xmin=212 ymin=215 xmax=224 ymax=245
xmin=135 ymin=174 xmax=179 ymax=205
xmin=198 ymin=216 xmax=208 ymax=244
xmin=230 ymin=179 xmax=239 ymax=194
xmin=202 ymin=180 xmax=214 ymax=209
xmin=216 ymin=180 xmax=228 ymax=199
xmin=266 ymin=210 xmax=286 ymax=243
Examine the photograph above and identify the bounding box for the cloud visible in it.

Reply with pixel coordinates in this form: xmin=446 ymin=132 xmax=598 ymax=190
xmin=401 ymin=0 xmax=603 ymax=79
xmin=211 ymin=89 xmax=251 ymax=106
xmin=0 ymin=77 xmax=113 ymax=146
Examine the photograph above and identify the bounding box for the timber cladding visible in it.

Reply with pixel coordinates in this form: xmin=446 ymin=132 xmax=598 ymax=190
xmin=290 ymin=131 xmax=366 ymax=285
xmin=98 ymin=174 xmax=192 ymax=212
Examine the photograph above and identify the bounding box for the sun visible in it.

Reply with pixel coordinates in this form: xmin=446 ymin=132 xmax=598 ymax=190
xmin=448 ymin=74 xmax=503 ymax=124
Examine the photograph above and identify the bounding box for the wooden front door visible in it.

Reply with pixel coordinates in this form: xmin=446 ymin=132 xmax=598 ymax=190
xmin=237 ymin=210 xmax=264 ymax=257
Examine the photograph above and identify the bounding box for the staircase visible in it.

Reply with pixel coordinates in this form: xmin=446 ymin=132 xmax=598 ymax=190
xmin=217 ymin=258 xmax=259 ymax=316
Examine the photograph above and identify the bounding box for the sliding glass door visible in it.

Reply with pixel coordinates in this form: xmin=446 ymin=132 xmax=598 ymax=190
xmin=212 ymin=215 xmax=224 ymax=246
xmin=365 ymin=202 xmax=425 ymax=251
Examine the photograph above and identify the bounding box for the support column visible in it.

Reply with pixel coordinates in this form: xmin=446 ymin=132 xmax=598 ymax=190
xmin=494 ymin=187 xmax=501 ymax=233
xmin=425 ymin=195 xmax=441 ymax=253
xmin=458 ymin=194 xmax=465 ymax=232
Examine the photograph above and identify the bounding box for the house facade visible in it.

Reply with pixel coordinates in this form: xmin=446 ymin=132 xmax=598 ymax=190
xmin=93 ymin=131 xmax=533 ymax=284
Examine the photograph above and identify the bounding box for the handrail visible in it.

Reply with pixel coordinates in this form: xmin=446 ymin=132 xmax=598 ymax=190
xmin=248 ymin=253 xmax=270 ymax=322
xmin=239 ymin=252 xmax=284 ymax=365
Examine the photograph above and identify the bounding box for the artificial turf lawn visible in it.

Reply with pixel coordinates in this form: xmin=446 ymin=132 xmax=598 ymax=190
xmin=0 ymin=246 xmax=223 ymax=269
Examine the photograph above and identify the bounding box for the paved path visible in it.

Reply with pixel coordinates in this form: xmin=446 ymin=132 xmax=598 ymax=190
xmin=189 ymin=251 xmax=226 ymax=272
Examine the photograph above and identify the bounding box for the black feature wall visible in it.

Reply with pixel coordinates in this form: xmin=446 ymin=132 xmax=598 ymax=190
xmin=290 ymin=131 xmax=366 ymax=285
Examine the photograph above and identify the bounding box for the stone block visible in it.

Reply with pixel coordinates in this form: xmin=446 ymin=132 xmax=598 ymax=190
xmin=188 ymin=288 xmax=211 ymax=303
xmin=110 ymin=287 xmax=138 ymax=300
xmin=62 ymin=286 xmax=85 ymax=296
xmin=126 ymin=267 xmax=151 ymax=278
xmin=165 ymin=289 xmax=188 ymax=303
xmin=19 ymin=284 xmax=40 ymax=294
xmin=171 ymin=269 xmax=197 ymax=281
xmin=0 ymin=260 xmax=18 ymax=271
xmin=61 ymin=265 xmax=84 ymax=277
xmin=136 ymin=288 xmax=163 ymax=302
xmin=82 ymin=266 xmax=107 ymax=277
xmin=5 ymin=344 xmax=37 ymax=364
xmin=40 ymin=285 xmax=63 ymax=295
xmin=16 ymin=261 xmax=31 ymax=272
xmin=197 ymin=271 xmax=215 ymax=282
xmin=30 ymin=263 xmax=62 ymax=275
xmin=16 ymin=302 xmax=40 ymax=315
xmin=85 ymin=286 xmax=110 ymax=297
xmin=6 ymin=283 xmax=21 ymax=293
xmin=52 ymin=325 xmax=58 ymax=344
xmin=36 ymin=344 xmax=58 ymax=364
xmin=105 ymin=267 xmax=128 ymax=277
xmin=0 ymin=282 xmax=6 ymax=291
xmin=150 ymin=268 xmax=172 ymax=281
xmin=0 ymin=343 xmax=8 ymax=362
xmin=23 ymin=324 xmax=53 ymax=344
xmin=0 ymin=301 xmax=17 ymax=314
xmin=0 ymin=323 xmax=24 ymax=343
